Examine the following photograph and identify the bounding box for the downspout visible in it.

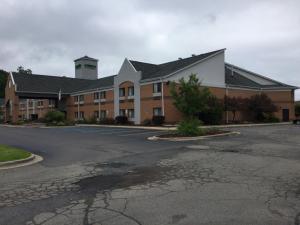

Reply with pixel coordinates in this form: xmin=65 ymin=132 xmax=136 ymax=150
xmin=26 ymin=99 xmax=29 ymax=120
xmin=161 ymin=78 xmax=165 ymax=116
xmin=226 ymin=84 xmax=229 ymax=124
xmin=77 ymin=96 xmax=80 ymax=121
xmin=98 ymin=89 xmax=101 ymax=120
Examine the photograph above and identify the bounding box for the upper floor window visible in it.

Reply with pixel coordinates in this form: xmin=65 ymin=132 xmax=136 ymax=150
xmin=153 ymin=82 xmax=162 ymax=93
xmin=94 ymin=92 xmax=99 ymax=100
xmin=74 ymin=95 xmax=84 ymax=103
xmin=100 ymin=91 xmax=106 ymax=99
xmin=119 ymin=88 xmax=125 ymax=97
xmin=128 ymin=86 xmax=134 ymax=96
xmin=48 ymin=99 xmax=55 ymax=106
xmin=37 ymin=101 xmax=43 ymax=107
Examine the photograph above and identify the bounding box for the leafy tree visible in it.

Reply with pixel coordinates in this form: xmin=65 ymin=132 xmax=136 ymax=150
xmin=170 ymin=74 xmax=212 ymax=135
xmin=0 ymin=69 xmax=9 ymax=98
xmin=17 ymin=66 xmax=32 ymax=75
xmin=295 ymin=103 xmax=300 ymax=117
xmin=224 ymin=96 xmax=246 ymax=122
xmin=170 ymin=74 xmax=211 ymax=120
xmin=247 ymin=93 xmax=277 ymax=121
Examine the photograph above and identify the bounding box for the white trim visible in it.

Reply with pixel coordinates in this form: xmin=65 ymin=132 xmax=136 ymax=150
xmin=139 ymin=49 xmax=226 ymax=83
xmin=10 ymin=72 xmax=15 ymax=85
xmin=225 ymin=63 xmax=297 ymax=89
xmin=127 ymin=58 xmax=138 ymax=72
xmin=227 ymin=86 xmax=293 ymax=92
xmin=161 ymin=79 xmax=165 ymax=116
xmin=70 ymin=86 xmax=113 ymax=95
xmin=152 ymin=92 xmax=162 ymax=97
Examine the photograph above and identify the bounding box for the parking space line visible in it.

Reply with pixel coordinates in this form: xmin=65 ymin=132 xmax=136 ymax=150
xmin=119 ymin=130 xmax=166 ymax=136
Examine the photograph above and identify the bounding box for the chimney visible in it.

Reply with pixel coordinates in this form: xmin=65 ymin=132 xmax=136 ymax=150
xmin=74 ymin=55 xmax=98 ymax=80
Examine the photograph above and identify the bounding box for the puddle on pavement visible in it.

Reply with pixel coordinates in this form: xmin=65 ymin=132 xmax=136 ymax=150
xmin=76 ymin=166 xmax=170 ymax=193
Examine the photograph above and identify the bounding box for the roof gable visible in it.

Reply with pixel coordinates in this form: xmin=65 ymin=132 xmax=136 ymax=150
xmin=130 ymin=49 xmax=224 ymax=80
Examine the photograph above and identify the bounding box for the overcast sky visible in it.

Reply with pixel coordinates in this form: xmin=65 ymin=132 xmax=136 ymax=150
xmin=0 ymin=0 xmax=299 ymax=99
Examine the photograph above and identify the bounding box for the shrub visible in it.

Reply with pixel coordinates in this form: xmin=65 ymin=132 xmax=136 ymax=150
xmin=99 ymin=118 xmax=115 ymax=125
xmin=198 ymin=96 xmax=223 ymax=125
xmin=177 ymin=119 xmax=203 ymax=136
xmin=263 ymin=114 xmax=280 ymax=123
xmin=152 ymin=116 xmax=165 ymax=126
xmin=115 ymin=116 xmax=128 ymax=124
xmin=142 ymin=119 xmax=152 ymax=126
xmin=45 ymin=110 xmax=65 ymax=124
xmin=86 ymin=116 xmax=97 ymax=124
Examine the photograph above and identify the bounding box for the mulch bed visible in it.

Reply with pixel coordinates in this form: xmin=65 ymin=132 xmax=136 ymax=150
xmin=158 ymin=129 xmax=230 ymax=138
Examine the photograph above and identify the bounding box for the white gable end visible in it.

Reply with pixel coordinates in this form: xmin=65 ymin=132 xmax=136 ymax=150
xmin=167 ymin=51 xmax=226 ymax=88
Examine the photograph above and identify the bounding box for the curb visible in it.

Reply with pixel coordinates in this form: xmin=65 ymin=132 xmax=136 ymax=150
xmin=76 ymin=124 xmax=174 ymax=131
xmin=148 ymin=131 xmax=240 ymax=142
xmin=0 ymin=154 xmax=43 ymax=170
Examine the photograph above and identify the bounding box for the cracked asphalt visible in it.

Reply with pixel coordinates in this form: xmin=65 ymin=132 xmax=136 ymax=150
xmin=0 ymin=125 xmax=299 ymax=225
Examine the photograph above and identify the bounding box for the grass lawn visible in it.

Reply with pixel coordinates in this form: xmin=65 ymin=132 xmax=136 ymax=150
xmin=0 ymin=145 xmax=31 ymax=162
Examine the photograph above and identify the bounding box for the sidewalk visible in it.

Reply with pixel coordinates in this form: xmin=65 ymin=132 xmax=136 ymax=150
xmin=76 ymin=122 xmax=292 ymax=131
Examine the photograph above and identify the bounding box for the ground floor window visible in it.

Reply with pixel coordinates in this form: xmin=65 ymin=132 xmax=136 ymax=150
xmin=80 ymin=111 xmax=84 ymax=119
xmin=119 ymin=109 xmax=126 ymax=116
xmin=94 ymin=111 xmax=99 ymax=118
xmin=153 ymin=107 xmax=162 ymax=116
xmin=100 ymin=110 xmax=107 ymax=119
xmin=75 ymin=111 xmax=85 ymax=120
xmin=128 ymin=109 xmax=134 ymax=118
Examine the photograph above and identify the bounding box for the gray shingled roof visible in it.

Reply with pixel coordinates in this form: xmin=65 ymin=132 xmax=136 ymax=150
xmin=130 ymin=49 xmax=224 ymax=80
xmin=12 ymin=72 xmax=114 ymax=94
xmin=225 ymin=64 xmax=297 ymax=89
xmin=74 ymin=55 xmax=98 ymax=62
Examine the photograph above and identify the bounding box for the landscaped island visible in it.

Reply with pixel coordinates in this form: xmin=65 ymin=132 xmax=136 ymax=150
xmin=0 ymin=145 xmax=31 ymax=162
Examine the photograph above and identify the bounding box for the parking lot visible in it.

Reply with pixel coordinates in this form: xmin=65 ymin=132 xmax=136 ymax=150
xmin=0 ymin=124 xmax=299 ymax=225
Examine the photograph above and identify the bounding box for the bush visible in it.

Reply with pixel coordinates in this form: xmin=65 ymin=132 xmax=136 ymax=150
xmin=115 ymin=116 xmax=128 ymax=124
xmin=152 ymin=116 xmax=165 ymax=126
xmin=99 ymin=118 xmax=115 ymax=125
xmin=177 ymin=119 xmax=203 ymax=136
xmin=263 ymin=114 xmax=280 ymax=123
xmin=86 ymin=116 xmax=97 ymax=124
xmin=45 ymin=110 xmax=65 ymax=124
xmin=142 ymin=119 xmax=152 ymax=126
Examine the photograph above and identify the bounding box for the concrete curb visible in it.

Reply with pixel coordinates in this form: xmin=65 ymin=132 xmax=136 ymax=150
xmin=75 ymin=124 xmax=174 ymax=131
xmin=0 ymin=154 xmax=43 ymax=170
xmin=148 ymin=131 xmax=240 ymax=142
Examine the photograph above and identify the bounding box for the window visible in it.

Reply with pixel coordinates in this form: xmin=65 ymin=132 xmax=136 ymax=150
xmin=100 ymin=110 xmax=107 ymax=119
xmin=75 ymin=64 xmax=81 ymax=70
xmin=153 ymin=107 xmax=162 ymax=116
xmin=94 ymin=111 xmax=99 ymax=118
xmin=153 ymin=82 xmax=162 ymax=93
xmin=94 ymin=92 xmax=99 ymax=100
xmin=100 ymin=91 xmax=106 ymax=99
xmin=84 ymin=64 xmax=96 ymax=69
xmin=128 ymin=86 xmax=134 ymax=96
xmin=80 ymin=111 xmax=84 ymax=119
xmin=119 ymin=109 xmax=126 ymax=116
xmin=119 ymin=88 xmax=125 ymax=97
xmin=75 ymin=112 xmax=79 ymax=119
xmin=79 ymin=95 xmax=84 ymax=102
xmin=74 ymin=96 xmax=79 ymax=102
xmin=48 ymin=99 xmax=55 ymax=106
xmin=37 ymin=101 xmax=43 ymax=107
xmin=128 ymin=109 xmax=134 ymax=118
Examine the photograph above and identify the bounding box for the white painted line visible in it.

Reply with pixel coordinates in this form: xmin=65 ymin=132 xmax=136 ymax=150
xmin=119 ymin=130 xmax=166 ymax=137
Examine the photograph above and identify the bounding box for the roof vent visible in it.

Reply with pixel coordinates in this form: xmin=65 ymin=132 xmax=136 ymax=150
xmin=192 ymin=54 xmax=196 ymax=57
xmin=178 ymin=57 xmax=183 ymax=60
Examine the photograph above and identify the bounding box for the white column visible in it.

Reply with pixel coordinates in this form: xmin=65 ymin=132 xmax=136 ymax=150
xmin=98 ymin=90 xmax=101 ymax=120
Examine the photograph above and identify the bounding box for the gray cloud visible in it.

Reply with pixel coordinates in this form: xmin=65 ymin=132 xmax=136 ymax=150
xmin=0 ymin=0 xmax=299 ymax=99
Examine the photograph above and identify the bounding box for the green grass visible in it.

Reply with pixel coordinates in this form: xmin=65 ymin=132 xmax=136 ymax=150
xmin=0 ymin=145 xmax=31 ymax=162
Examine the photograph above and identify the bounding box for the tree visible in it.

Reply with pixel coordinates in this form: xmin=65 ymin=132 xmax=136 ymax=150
xmin=170 ymin=74 xmax=212 ymax=135
xmin=247 ymin=93 xmax=277 ymax=121
xmin=170 ymin=74 xmax=211 ymax=120
xmin=0 ymin=69 xmax=9 ymax=98
xmin=224 ymin=96 xmax=246 ymax=122
xmin=17 ymin=66 xmax=32 ymax=75
xmin=295 ymin=103 xmax=300 ymax=117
